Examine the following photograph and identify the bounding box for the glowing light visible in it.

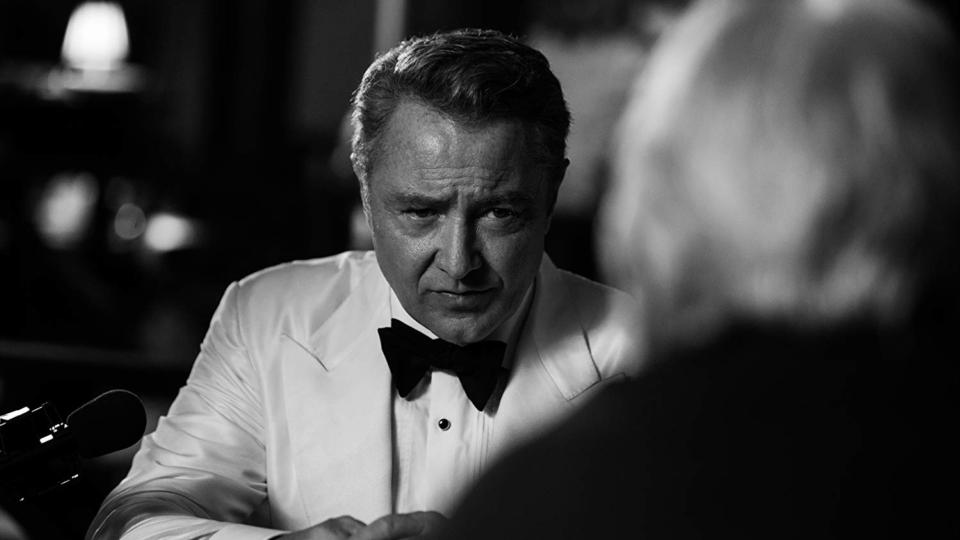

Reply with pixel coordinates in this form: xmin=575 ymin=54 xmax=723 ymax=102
xmin=39 ymin=434 xmax=55 ymax=444
xmin=144 ymin=213 xmax=199 ymax=252
xmin=35 ymin=172 xmax=99 ymax=249
xmin=61 ymin=2 xmax=130 ymax=71
xmin=807 ymin=0 xmax=848 ymax=20
xmin=114 ymin=203 xmax=147 ymax=240
xmin=0 ymin=407 xmax=30 ymax=421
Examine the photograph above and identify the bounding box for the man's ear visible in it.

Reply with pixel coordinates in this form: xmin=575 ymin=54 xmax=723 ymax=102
xmin=546 ymin=157 xmax=569 ymax=209
xmin=352 ymin=155 xmax=372 ymax=215
xmin=543 ymin=158 xmax=569 ymax=235
xmin=359 ymin=181 xmax=372 ymax=219
xmin=556 ymin=157 xmax=570 ymax=187
xmin=350 ymin=152 xmax=364 ymax=185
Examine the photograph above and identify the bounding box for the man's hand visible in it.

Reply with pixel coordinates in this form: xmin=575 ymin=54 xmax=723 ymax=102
xmin=275 ymin=512 xmax=447 ymax=540
xmin=352 ymin=511 xmax=447 ymax=540
xmin=275 ymin=515 xmax=367 ymax=540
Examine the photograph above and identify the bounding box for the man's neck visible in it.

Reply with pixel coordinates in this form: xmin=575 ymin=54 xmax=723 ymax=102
xmin=388 ymin=282 xmax=536 ymax=367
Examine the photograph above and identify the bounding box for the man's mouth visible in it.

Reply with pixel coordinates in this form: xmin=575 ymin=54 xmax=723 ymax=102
xmin=437 ymin=288 xmax=491 ymax=296
xmin=431 ymin=288 xmax=495 ymax=309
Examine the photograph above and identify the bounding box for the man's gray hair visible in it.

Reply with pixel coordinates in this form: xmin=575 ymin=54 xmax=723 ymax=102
xmin=349 ymin=28 xmax=571 ymax=184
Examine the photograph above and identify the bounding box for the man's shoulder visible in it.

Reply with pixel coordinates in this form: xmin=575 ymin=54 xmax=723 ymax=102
xmin=552 ymin=267 xmax=636 ymax=309
xmin=548 ymin=266 xmax=642 ymax=330
xmin=237 ymin=250 xmax=377 ymax=289
xmin=230 ymin=250 xmax=380 ymax=321
xmin=541 ymin=264 xmax=647 ymax=376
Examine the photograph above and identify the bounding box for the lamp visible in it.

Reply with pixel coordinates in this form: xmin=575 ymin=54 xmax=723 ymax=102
xmin=53 ymin=1 xmax=142 ymax=93
xmin=61 ymin=2 xmax=130 ymax=72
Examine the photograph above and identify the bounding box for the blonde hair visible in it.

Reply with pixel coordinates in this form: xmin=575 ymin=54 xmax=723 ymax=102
xmin=600 ymin=0 xmax=960 ymax=345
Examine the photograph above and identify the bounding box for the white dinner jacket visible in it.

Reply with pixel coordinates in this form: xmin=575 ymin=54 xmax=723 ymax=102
xmin=88 ymin=251 xmax=645 ymax=540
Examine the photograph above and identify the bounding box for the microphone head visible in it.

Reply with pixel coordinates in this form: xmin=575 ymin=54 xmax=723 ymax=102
xmin=66 ymin=389 xmax=147 ymax=458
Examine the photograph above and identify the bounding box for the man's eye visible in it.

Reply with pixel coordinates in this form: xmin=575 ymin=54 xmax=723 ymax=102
xmin=487 ymin=208 xmax=518 ymax=219
xmin=405 ymin=208 xmax=437 ymax=219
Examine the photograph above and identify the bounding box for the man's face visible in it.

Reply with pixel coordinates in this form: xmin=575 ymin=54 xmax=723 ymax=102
xmin=363 ymin=100 xmax=560 ymax=345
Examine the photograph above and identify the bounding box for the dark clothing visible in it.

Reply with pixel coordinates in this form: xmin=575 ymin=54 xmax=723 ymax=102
xmin=440 ymin=322 xmax=959 ymax=539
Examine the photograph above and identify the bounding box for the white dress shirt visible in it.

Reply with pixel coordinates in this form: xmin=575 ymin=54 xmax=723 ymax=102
xmin=389 ymin=285 xmax=533 ymax=514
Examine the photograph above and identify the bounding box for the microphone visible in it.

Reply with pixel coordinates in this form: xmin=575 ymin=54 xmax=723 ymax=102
xmin=66 ymin=389 xmax=147 ymax=459
xmin=0 ymin=389 xmax=146 ymax=501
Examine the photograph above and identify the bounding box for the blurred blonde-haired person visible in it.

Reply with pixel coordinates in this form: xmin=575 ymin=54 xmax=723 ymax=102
xmin=436 ymin=0 xmax=960 ymax=537
xmin=602 ymin=0 xmax=960 ymax=354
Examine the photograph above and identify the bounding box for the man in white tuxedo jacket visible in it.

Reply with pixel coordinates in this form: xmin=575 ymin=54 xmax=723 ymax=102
xmin=88 ymin=29 xmax=644 ymax=540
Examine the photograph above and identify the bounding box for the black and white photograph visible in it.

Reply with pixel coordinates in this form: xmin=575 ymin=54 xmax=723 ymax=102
xmin=1 ymin=1 xmax=958 ymax=538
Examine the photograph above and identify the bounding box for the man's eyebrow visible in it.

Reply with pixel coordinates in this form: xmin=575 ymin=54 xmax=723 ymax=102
xmin=388 ymin=192 xmax=447 ymax=206
xmin=386 ymin=191 xmax=536 ymax=206
xmin=481 ymin=192 xmax=537 ymax=206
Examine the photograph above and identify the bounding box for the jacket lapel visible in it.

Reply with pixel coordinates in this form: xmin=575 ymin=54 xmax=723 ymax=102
xmin=280 ymin=261 xmax=395 ymax=524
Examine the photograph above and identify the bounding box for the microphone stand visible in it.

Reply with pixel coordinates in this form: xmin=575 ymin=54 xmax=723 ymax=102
xmin=0 ymin=401 xmax=81 ymax=540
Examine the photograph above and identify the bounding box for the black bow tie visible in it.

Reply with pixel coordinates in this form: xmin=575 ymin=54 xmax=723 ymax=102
xmin=378 ymin=319 xmax=507 ymax=411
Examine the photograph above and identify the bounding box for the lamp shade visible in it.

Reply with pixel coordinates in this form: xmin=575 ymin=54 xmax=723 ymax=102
xmin=61 ymin=2 xmax=130 ymax=71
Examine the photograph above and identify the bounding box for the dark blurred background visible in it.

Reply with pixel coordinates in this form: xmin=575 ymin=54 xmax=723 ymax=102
xmin=0 ymin=0 xmax=957 ymax=537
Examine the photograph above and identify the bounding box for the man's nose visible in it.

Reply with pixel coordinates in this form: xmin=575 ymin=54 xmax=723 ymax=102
xmin=435 ymin=218 xmax=481 ymax=279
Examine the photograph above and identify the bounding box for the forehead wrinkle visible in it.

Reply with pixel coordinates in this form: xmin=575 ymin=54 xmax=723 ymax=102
xmin=418 ymin=166 xmax=512 ymax=184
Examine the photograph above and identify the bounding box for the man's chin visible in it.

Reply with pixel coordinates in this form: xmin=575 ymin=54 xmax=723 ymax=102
xmin=428 ymin=318 xmax=498 ymax=346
